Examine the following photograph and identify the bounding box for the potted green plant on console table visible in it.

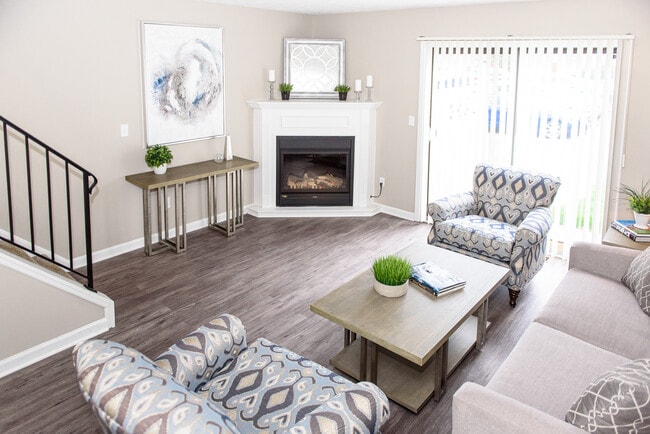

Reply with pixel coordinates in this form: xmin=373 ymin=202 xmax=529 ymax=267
xmin=145 ymin=144 xmax=173 ymax=175
xmin=372 ymin=255 xmax=412 ymax=298
xmin=619 ymin=180 xmax=650 ymax=228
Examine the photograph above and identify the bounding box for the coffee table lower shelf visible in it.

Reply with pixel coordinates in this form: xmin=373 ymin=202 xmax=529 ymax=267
xmin=330 ymin=315 xmax=485 ymax=413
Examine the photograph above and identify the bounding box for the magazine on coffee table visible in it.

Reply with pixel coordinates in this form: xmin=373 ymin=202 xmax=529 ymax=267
xmin=410 ymin=262 xmax=466 ymax=296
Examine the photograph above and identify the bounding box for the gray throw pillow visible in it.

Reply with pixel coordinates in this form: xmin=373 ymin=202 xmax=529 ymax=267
xmin=621 ymin=247 xmax=650 ymax=316
xmin=565 ymin=358 xmax=650 ymax=432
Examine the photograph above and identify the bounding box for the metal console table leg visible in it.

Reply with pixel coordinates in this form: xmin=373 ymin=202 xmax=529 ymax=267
xmin=142 ymin=184 xmax=186 ymax=255
xmin=209 ymin=169 xmax=244 ymax=237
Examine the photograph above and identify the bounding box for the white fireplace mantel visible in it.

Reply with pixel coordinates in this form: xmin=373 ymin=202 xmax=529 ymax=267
xmin=247 ymin=100 xmax=382 ymax=217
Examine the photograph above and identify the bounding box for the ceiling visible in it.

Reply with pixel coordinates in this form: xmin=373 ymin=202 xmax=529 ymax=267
xmin=200 ymin=0 xmax=538 ymax=15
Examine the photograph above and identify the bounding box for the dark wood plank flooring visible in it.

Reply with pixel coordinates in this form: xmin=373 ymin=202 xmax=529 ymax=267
xmin=0 ymin=214 xmax=567 ymax=433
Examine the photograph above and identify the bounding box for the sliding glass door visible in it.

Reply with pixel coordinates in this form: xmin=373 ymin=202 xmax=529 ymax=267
xmin=420 ymin=37 xmax=628 ymax=255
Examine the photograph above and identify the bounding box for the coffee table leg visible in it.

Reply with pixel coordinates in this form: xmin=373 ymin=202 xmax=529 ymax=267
xmin=476 ymin=299 xmax=489 ymax=350
xmin=369 ymin=341 xmax=378 ymax=383
xmin=360 ymin=337 xmax=367 ymax=380
xmin=433 ymin=341 xmax=449 ymax=401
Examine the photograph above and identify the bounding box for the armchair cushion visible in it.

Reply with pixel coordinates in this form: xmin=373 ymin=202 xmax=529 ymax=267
xmin=435 ymin=215 xmax=517 ymax=262
xmin=154 ymin=314 xmax=247 ymax=392
xmin=474 ymin=163 xmax=561 ymax=226
xmin=73 ymin=339 xmax=240 ymax=434
xmin=198 ymin=338 xmax=390 ymax=433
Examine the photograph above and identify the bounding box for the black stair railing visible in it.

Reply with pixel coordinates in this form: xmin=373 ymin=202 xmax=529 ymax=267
xmin=1 ymin=115 xmax=98 ymax=290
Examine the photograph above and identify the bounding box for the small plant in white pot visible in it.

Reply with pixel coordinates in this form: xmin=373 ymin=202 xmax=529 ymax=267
xmin=145 ymin=144 xmax=173 ymax=175
xmin=618 ymin=180 xmax=650 ymax=229
xmin=372 ymin=255 xmax=412 ymax=297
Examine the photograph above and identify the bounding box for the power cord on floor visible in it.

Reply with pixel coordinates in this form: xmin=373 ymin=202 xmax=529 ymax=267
xmin=370 ymin=181 xmax=384 ymax=198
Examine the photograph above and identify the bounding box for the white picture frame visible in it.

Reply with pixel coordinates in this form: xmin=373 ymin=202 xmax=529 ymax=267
xmin=283 ymin=38 xmax=345 ymax=99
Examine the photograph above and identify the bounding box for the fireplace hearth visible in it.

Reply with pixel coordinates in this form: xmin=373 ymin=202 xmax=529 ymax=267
xmin=277 ymin=136 xmax=354 ymax=206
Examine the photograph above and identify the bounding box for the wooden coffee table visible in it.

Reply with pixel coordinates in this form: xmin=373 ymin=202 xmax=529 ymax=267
xmin=310 ymin=241 xmax=509 ymax=413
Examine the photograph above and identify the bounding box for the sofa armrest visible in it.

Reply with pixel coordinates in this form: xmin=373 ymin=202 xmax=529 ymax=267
xmin=428 ymin=191 xmax=475 ymax=221
xmin=290 ymin=381 xmax=390 ymax=434
xmin=155 ymin=314 xmax=247 ymax=392
xmin=452 ymin=383 xmax=583 ymax=434
xmin=73 ymin=339 xmax=240 ymax=434
xmin=568 ymin=241 xmax=640 ymax=281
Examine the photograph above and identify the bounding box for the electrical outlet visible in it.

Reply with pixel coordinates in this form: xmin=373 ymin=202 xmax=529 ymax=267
xmin=379 ymin=177 xmax=385 ymax=186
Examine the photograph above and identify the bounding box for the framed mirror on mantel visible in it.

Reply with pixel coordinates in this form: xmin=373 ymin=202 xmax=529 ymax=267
xmin=283 ymin=38 xmax=345 ymax=99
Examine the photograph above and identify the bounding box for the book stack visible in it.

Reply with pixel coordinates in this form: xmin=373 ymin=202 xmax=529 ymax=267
xmin=410 ymin=262 xmax=466 ymax=297
xmin=611 ymin=220 xmax=650 ymax=243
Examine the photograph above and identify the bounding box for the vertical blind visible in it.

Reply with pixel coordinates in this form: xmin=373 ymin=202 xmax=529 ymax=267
xmin=424 ymin=37 xmax=627 ymax=255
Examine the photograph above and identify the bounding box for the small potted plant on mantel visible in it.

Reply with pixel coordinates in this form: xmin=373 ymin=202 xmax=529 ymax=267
xmin=372 ymin=255 xmax=412 ymax=298
xmin=334 ymin=84 xmax=351 ymax=101
xmin=279 ymin=83 xmax=293 ymax=100
xmin=145 ymin=144 xmax=173 ymax=175
xmin=619 ymin=180 xmax=650 ymax=229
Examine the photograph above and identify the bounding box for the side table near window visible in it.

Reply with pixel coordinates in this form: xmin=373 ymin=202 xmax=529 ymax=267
xmin=602 ymin=227 xmax=648 ymax=251
xmin=126 ymin=156 xmax=258 ymax=256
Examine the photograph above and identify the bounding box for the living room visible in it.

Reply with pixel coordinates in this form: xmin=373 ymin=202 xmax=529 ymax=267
xmin=1 ymin=0 xmax=649 ymax=432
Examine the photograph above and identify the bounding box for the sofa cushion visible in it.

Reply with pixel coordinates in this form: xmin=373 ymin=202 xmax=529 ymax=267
xmin=487 ymin=322 xmax=630 ymax=419
xmin=565 ymin=358 xmax=650 ymax=432
xmin=621 ymin=246 xmax=650 ymax=315
xmin=198 ymin=338 xmax=388 ymax=433
xmin=534 ymin=269 xmax=650 ymax=360
xmin=435 ymin=215 xmax=516 ymax=262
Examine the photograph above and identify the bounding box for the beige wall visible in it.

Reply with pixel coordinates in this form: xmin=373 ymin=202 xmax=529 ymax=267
xmin=0 ymin=0 xmax=312 ymax=253
xmin=1 ymin=0 xmax=648 ymax=255
xmin=313 ymin=0 xmax=650 ymax=216
xmin=0 ymin=262 xmax=104 ymax=357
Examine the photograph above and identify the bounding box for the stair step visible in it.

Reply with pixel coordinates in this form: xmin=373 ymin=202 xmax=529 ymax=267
xmin=0 ymin=239 xmax=79 ymax=284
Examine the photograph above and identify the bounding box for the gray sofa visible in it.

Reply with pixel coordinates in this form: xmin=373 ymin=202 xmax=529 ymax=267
xmin=453 ymin=242 xmax=650 ymax=433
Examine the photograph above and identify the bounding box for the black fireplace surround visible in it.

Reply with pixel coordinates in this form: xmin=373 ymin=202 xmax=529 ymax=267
xmin=276 ymin=136 xmax=354 ymax=207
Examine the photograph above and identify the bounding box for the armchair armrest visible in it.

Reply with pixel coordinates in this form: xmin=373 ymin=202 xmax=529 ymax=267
xmin=513 ymin=207 xmax=553 ymax=250
xmin=155 ymin=314 xmax=247 ymax=392
xmin=428 ymin=191 xmax=475 ymax=222
xmin=290 ymin=381 xmax=390 ymax=434
xmin=453 ymin=383 xmax=583 ymax=434
xmin=568 ymin=241 xmax=640 ymax=281
xmin=73 ymin=339 xmax=240 ymax=434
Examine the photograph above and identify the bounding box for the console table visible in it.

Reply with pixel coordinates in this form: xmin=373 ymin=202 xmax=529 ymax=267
xmin=125 ymin=157 xmax=258 ymax=255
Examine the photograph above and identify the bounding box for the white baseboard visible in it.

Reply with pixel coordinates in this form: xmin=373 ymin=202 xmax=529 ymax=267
xmin=378 ymin=204 xmax=417 ymax=221
xmin=0 ymin=318 xmax=112 ymax=379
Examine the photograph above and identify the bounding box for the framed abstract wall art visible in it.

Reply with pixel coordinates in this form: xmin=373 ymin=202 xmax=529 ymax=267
xmin=141 ymin=22 xmax=225 ymax=146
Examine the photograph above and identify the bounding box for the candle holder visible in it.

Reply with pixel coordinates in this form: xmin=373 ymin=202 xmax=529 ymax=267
xmin=366 ymin=86 xmax=373 ymax=102
xmin=269 ymin=82 xmax=275 ymax=100
xmin=354 ymin=90 xmax=362 ymax=102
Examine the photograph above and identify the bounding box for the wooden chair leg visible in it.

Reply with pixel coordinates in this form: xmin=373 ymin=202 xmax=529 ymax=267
xmin=508 ymin=288 xmax=519 ymax=307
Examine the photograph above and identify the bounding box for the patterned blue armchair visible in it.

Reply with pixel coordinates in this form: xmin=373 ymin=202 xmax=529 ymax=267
xmin=73 ymin=314 xmax=390 ymax=434
xmin=427 ymin=163 xmax=561 ymax=307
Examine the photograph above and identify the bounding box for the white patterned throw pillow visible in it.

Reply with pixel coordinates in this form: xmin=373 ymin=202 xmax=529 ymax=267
xmin=622 ymin=247 xmax=650 ymax=316
xmin=566 ymin=358 xmax=650 ymax=432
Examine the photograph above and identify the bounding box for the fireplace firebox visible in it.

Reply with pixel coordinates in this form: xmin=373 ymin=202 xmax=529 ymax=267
xmin=276 ymin=136 xmax=354 ymax=206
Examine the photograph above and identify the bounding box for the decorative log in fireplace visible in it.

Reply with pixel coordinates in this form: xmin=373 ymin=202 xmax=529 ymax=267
xmin=276 ymin=136 xmax=354 ymax=206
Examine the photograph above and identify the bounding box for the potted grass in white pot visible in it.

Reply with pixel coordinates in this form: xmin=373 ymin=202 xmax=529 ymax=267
xmin=372 ymin=255 xmax=412 ymax=297
xmin=619 ymin=180 xmax=650 ymax=229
